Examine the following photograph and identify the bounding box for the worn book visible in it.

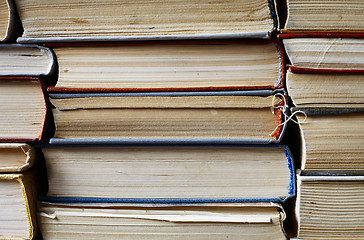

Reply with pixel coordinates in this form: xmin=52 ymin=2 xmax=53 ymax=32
xmin=0 ymin=173 xmax=38 ymax=239
xmin=280 ymin=33 xmax=364 ymax=72
xmin=284 ymin=0 xmax=364 ymax=32
xmin=286 ymin=67 xmax=364 ymax=108
xmin=0 ymin=0 xmax=22 ymax=42
xmin=40 ymin=145 xmax=294 ymax=202
xmin=38 ymin=202 xmax=287 ymax=240
xmin=297 ymin=173 xmax=364 ymax=240
xmin=14 ymin=0 xmax=280 ymax=42
xmin=49 ymin=91 xmax=287 ymax=144
xmin=0 ymin=78 xmax=48 ymax=142
xmin=0 ymin=143 xmax=36 ymax=172
xmin=292 ymin=108 xmax=364 ymax=171
xmin=0 ymin=44 xmax=54 ymax=76
xmin=45 ymin=40 xmax=285 ymax=92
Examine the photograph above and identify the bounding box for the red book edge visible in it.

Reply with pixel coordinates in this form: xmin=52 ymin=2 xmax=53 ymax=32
xmin=271 ymin=98 xmax=285 ymax=140
xmin=289 ymin=66 xmax=364 ymax=74
xmin=278 ymin=32 xmax=364 ymax=39
xmin=0 ymin=77 xmax=48 ymax=142
xmin=46 ymin=40 xmax=285 ymax=93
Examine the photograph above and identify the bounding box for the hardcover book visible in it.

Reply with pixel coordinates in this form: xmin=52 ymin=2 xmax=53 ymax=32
xmin=0 ymin=44 xmax=54 ymax=76
xmin=286 ymin=68 xmax=364 ymax=108
xmin=0 ymin=0 xmax=22 ymax=42
xmin=297 ymin=174 xmax=364 ymax=240
xmin=279 ymin=33 xmax=364 ymax=71
xmin=40 ymin=144 xmax=294 ymax=202
xmin=0 ymin=143 xmax=36 ymax=172
xmin=38 ymin=202 xmax=288 ymax=240
xmin=0 ymin=173 xmax=38 ymax=239
xmin=48 ymin=91 xmax=287 ymax=144
xmin=46 ymin=40 xmax=285 ymax=92
xmin=0 ymin=78 xmax=48 ymax=142
xmin=14 ymin=0 xmax=280 ymax=42
xmin=284 ymin=0 xmax=364 ymax=32
xmin=293 ymin=108 xmax=364 ymax=171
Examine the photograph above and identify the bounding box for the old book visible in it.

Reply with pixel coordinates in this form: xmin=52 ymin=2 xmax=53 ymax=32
xmin=38 ymin=202 xmax=287 ymax=240
xmin=14 ymin=0 xmax=280 ymax=43
xmin=0 ymin=173 xmax=38 ymax=239
xmin=46 ymin=40 xmax=285 ymax=92
xmin=40 ymin=145 xmax=294 ymax=201
xmin=280 ymin=34 xmax=364 ymax=71
xmin=0 ymin=143 xmax=36 ymax=172
xmin=297 ymin=174 xmax=364 ymax=240
xmin=0 ymin=0 xmax=22 ymax=42
xmin=49 ymin=91 xmax=287 ymax=144
xmin=294 ymin=109 xmax=364 ymax=171
xmin=0 ymin=78 xmax=48 ymax=142
xmin=286 ymin=68 xmax=364 ymax=108
xmin=0 ymin=44 xmax=54 ymax=76
xmin=284 ymin=0 xmax=364 ymax=32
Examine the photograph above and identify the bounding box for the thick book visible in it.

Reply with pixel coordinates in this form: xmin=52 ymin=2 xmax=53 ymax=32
xmin=45 ymin=40 xmax=285 ymax=92
xmin=40 ymin=145 xmax=294 ymax=202
xmin=38 ymin=202 xmax=287 ymax=240
xmin=279 ymin=33 xmax=364 ymax=72
xmin=286 ymin=67 xmax=364 ymax=108
xmin=14 ymin=0 xmax=280 ymax=43
xmin=283 ymin=0 xmax=364 ymax=33
xmin=0 ymin=44 xmax=55 ymax=76
xmin=0 ymin=78 xmax=48 ymax=142
xmin=292 ymin=108 xmax=364 ymax=171
xmin=0 ymin=0 xmax=22 ymax=42
xmin=0 ymin=173 xmax=38 ymax=239
xmin=48 ymin=91 xmax=287 ymax=144
xmin=0 ymin=143 xmax=36 ymax=172
xmin=297 ymin=173 xmax=364 ymax=240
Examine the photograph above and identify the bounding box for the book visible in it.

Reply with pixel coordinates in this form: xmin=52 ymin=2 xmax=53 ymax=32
xmin=48 ymin=91 xmax=287 ymax=144
xmin=45 ymin=40 xmax=285 ymax=92
xmin=0 ymin=44 xmax=54 ymax=76
xmin=297 ymin=174 xmax=364 ymax=240
xmin=0 ymin=78 xmax=48 ymax=142
xmin=0 ymin=143 xmax=36 ymax=172
xmin=0 ymin=173 xmax=38 ymax=239
xmin=293 ymin=108 xmax=364 ymax=171
xmin=14 ymin=0 xmax=280 ymax=43
xmin=40 ymin=145 xmax=294 ymax=201
xmin=284 ymin=0 xmax=364 ymax=32
xmin=38 ymin=202 xmax=287 ymax=240
xmin=0 ymin=0 xmax=22 ymax=42
xmin=286 ymin=68 xmax=364 ymax=108
xmin=280 ymin=34 xmax=364 ymax=71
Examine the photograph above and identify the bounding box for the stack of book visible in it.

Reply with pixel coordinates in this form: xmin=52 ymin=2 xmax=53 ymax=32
xmin=281 ymin=0 xmax=364 ymax=238
xmin=0 ymin=42 xmax=53 ymax=238
xmin=0 ymin=0 xmax=298 ymax=239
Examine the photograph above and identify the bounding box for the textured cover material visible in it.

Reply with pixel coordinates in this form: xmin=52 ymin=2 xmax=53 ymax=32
xmin=0 ymin=77 xmax=48 ymax=142
xmin=49 ymin=90 xmax=288 ymax=144
xmin=39 ymin=144 xmax=295 ymax=204
xmin=46 ymin=39 xmax=286 ymax=92
xmin=291 ymin=107 xmax=364 ymax=116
